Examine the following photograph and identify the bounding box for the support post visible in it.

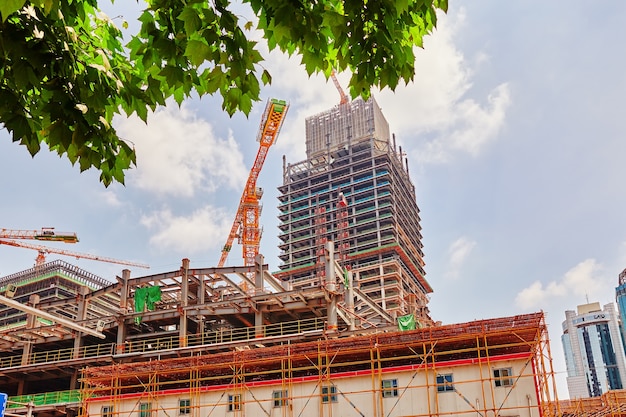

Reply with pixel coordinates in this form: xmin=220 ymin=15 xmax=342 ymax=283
xmin=179 ymin=258 xmax=189 ymax=347
xmin=116 ymin=269 xmax=131 ymax=353
xmin=73 ymin=286 xmax=90 ymax=359
xmin=345 ymin=269 xmax=356 ymax=331
xmin=324 ymin=241 xmax=338 ymax=332
xmin=21 ymin=294 xmax=39 ymax=366
xmin=255 ymin=254 xmax=264 ymax=338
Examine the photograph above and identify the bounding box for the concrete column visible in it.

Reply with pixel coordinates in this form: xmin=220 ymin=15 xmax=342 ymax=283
xmin=197 ymin=263 xmax=205 ymax=336
xmin=179 ymin=258 xmax=190 ymax=347
xmin=116 ymin=269 xmax=130 ymax=354
xmin=73 ymin=286 xmax=90 ymax=359
xmin=21 ymin=294 xmax=39 ymax=366
xmin=345 ymin=270 xmax=355 ymax=331
xmin=255 ymin=255 xmax=264 ymax=338
xmin=324 ymin=241 xmax=338 ymax=332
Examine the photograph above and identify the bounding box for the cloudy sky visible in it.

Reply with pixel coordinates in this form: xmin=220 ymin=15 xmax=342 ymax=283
xmin=2 ymin=1 xmax=626 ymax=399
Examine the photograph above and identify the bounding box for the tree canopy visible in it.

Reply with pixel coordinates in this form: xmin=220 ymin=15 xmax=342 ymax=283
xmin=0 ymin=0 xmax=447 ymax=185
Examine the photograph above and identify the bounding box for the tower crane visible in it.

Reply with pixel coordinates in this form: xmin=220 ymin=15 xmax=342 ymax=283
xmin=0 ymin=227 xmax=78 ymax=243
xmin=218 ymin=98 xmax=289 ymax=269
xmin=0 ymin=239 xmax=150 ymax=269
xmin=330 ymin=69 xmax=349 ymax=105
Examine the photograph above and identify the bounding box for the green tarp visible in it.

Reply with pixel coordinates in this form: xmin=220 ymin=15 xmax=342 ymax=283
xmin=398 ymin=314 xmax=416 ymax=331
xmin=134 ymin=286 xmax=162 ymax=324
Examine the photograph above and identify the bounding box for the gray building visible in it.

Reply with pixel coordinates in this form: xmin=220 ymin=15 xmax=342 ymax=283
xmin=275 ymin=97 xmax=432 ymax=325
xmin=561 ymin=302 xmax=626 ymax=398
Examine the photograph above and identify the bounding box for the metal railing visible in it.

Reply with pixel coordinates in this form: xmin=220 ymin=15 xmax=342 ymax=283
xmin=0 ymin=317 xmax=327 ymax=369
xmin=7 ymin=390 xmax=81 ymax=408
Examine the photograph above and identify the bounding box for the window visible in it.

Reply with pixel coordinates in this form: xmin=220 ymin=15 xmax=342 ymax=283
xmin=102 ymin=406 xmax=114 ymax=417
xmin=381 ymin=379 xmax=398 ymax=398
xmin=179 ymin=399 xmax=190 ymax=415
xmin=494 ymin=368 xmax=514 ymax=387
xmin=273 ymin=390 xmax=288 ymax=407
xmin=321 ymin=385 xmax=337 ymax=403
xmin=139 ymin=403 xmax=151 ymax=417
xmin=436 ymin=374 xmax=454 ymax=392
xmin=228 ymin=395 xmax=241 ymax=412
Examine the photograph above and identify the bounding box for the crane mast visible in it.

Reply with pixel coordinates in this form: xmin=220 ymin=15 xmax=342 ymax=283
xmin=218 ymin=98 xmax=289 ymax=268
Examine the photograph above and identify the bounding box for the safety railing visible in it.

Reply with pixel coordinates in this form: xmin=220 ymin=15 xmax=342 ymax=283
xmin=7 ymin=390 xmax=81 ymax=408
xmin=1 ymin=317 xmax=327 ymax=369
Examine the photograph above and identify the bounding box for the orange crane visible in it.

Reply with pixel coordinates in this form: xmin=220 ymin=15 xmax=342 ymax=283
xmin=218 ymin=98 xmax=289 ymax=269
xmin=0 ymin=239 xmax=150 ymax=269
xmin=330 ymin=69 xmax=349 ymax=105
xmin=0 ymin=227 xmax=78 ymax=243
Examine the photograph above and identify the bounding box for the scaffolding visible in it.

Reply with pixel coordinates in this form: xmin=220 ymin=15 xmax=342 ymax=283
xmin=80 ymin=312 xmax=558 ymax=417
xmin=549 ymin=390 xmax=626 ymax=417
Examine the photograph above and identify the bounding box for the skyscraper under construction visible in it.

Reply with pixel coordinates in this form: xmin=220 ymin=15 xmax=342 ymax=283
xmin=275 ymin=97 xmax=433 ymax=326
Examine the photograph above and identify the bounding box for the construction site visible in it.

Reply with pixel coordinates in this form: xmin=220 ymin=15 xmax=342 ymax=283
xmin=0 ymin=91 xmax=617 ymax=417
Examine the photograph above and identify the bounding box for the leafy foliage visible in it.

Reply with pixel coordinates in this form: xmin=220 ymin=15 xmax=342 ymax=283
xmin=0 ymin=0 xmax=446 ymax=185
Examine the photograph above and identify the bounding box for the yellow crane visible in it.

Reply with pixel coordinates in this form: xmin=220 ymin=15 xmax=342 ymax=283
xmin=218 ymin=98 xmax=289 ymax=268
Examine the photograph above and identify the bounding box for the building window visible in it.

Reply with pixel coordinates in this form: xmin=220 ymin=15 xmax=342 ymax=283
xmin=437 ymin=374 xmax=454 ymax=392
xmin=494 ymin=368 xmax=514 ymax=387
xmin=228 ymin=394 xmax=241 ymax=412
xmin=102 ymin=406 xmax=114 ymax=417
xmin=321 ymin=385 xmax=338 ymax=403
xmin=179 ymin=399 xmax=190 ymax=415
xmin=382 ymin=379 xmax=398 ymax=398
xmin=273 ymin=390 xmax=288 ymax=407
xmin=139 ymin=403 xmax=152 ymax=417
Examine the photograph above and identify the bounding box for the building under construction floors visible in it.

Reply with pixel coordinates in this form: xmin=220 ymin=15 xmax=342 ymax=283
xmin=0 ymin=257 xmax=568 ymax=417
xmin=276 ymin=97 xmax=431 ymax=326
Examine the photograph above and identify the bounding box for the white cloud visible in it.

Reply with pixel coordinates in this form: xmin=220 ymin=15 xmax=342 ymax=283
xmin=140 ymin=206 xmax=232 ymax=254
xmin=115 ymin=105 xmax=248 ymax=197
xmin=375 ymin=8 xmax=511 ymax=164
xmin=97 ymin=190 xmax=123 ymax=207
xmin=515 ymin=259 xmax=611 ymax=310
xmin=445 ymin=236 xmax=476 ymax=279
xmin=246 ymin=8 xmax=513 ymax=166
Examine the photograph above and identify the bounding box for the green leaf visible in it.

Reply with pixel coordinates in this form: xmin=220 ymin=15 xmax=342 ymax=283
xmin=261 ymin=69 xmax=272 ymax=85
xmin=184 ymin=39 xmax=211 ymax=66
xmin=0 ymin=0 xmax=25 ymax=21
xmin=178 ymin=6 xmax=201 ymax=34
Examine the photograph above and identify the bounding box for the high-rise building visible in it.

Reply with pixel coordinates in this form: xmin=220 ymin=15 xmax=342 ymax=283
xmin=615 ymin=267 xmax=626 ymax=348
xmin=275 ymin=97 xmax=432 ymax=325
xmin=561 ymin=301 xmax=626 ymax=398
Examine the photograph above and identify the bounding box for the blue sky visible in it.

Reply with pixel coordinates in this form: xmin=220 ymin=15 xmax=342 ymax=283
xmin=2 ymin=1 xmax=626 ymax=399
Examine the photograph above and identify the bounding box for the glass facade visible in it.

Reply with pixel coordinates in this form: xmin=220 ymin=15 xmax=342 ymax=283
xmin=616 ymin=281 xmax=626 ymax=352
xmin=562 ymin=302 xmax=626 ymax=398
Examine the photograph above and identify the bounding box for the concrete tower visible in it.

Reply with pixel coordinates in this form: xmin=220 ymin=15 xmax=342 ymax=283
xmin=275 ymin=97 xmax=432 ymax=326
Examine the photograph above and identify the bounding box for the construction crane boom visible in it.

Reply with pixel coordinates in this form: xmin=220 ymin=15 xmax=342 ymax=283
xmin=218 ymin=98 xmax=289 ymax=268
xmin=330 ymin=69 xmax=349 ymax=105
xmin=0 ymin=228 xmax=78 ymax=243
xmin=0 ymin=239 xmax=150 ymax=269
